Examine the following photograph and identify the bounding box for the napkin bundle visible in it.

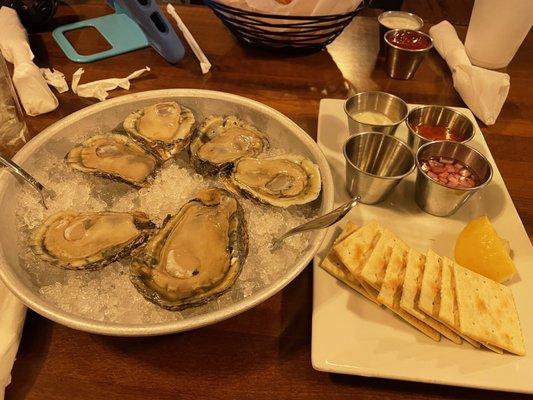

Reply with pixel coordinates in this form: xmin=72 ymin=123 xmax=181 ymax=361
xmin=0 ymin=7 xmax=58 ymax=116
xmin=429 ymin=21 xmax=510 ymax=125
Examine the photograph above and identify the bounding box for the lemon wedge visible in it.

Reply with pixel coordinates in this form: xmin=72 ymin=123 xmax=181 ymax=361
xmin=454 ymin=216 xmax=516 ymax=283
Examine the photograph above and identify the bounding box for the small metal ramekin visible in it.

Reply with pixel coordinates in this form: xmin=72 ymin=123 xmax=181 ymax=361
xmin=406 ymin=106 xmax=475 ymax=150
xmin=377 ymin=11 xmax=423 ymax=51
xmin=414 ymin=141 xmax=493 ymax=217
xmin=344 ymin=91 xmax=408 ymax=136
xmin=384 ymin=29 xmax=433 ymax=79
xmin=344 ymin=132 xmax=415 ymax=204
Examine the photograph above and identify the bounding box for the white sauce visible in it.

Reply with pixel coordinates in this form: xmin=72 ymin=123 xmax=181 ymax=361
xmin=353 ymin=111 xmax=394 ymax=125
xmin=380 ymin=16 xmax=421 ymax=30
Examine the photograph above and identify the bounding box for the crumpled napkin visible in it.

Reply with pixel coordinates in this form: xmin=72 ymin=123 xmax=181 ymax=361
xmin=429 ymin=20 xmax=510 ymax=125
xmin=40 ymin=68 xmax=68 ymax=93
xmin=0 ymin=282 xmax=26 ymax=400
xmin=71 ymin=67 xmax=151 ymax=101
xmin=220 ymin=0 xmax=361 ymax=15
xmin=0 ymin=6 xmax=58 ymax=116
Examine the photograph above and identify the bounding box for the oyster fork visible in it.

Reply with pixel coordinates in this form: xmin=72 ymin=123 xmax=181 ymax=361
xmin=0 ymin=152 xmax=53 ymax=208
xmin=271 ymin=196 xmax=360 ymax=250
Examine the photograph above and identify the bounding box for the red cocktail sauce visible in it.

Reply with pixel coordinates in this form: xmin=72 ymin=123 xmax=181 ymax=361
xmin=415 ymin=124 xmax=462 ymax=141
xmin=387 ymin=30 xmax=431 ymax=50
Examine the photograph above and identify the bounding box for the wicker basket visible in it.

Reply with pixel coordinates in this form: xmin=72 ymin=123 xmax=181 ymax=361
xmin=204 ymin=0 xmax=370 ymax=52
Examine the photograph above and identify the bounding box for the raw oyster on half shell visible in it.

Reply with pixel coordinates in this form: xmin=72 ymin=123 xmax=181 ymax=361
xmin=130 ymin=188 xmax=248 ymax=311
xmin=66 ymin=133 xmax=159 ymax=187
xmin=32 ymin=211 xmax=155 ymax=270
xmin=189 ymin=115 xmax=268 ymax=175
xmin=123 ymin=102 xmax=195 ymax=160
xmin=225 ymin=154 xmax=321 ymax=208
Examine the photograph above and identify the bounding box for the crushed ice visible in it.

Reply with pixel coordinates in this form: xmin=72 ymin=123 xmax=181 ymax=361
xmin=16 ymin=143 xmax=316 ymax=324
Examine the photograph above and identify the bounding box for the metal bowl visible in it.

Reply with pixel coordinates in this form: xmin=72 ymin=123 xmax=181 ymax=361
xmin=0 ymin=89 xmax=334 ymax=336
xmin=377 ymin=11 xmax=423 ymax=51
xmin=406 ymin=106 xmax=475 ymax=150
xmin=343 ymin=132 xmax=415 ymax=204
xmin=384 ymin=29 xmax=433 ymax=80
xmin=414 ymin=140 xmax=493 ymax=216
xmin=344 ymin=91 xmax=408 ymax=135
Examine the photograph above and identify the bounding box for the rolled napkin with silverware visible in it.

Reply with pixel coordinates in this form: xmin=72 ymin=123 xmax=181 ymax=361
xmin=429 ymin=20 xmax=510 ymax=126
xmin=0 ymin=6 xmax=58 ymax=116
xmin=0 ymin=282 xmax=26 ymax=400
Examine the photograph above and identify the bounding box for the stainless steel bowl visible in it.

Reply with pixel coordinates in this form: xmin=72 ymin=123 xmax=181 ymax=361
xmin=414 ymin=141 xmax=493 ymax=216
xmin=343 ymin=132 xmax=415 ymax=204
xmin=344 ymin=91 xmax=408 ymax=135
xmin=0 ymin=89 xmax=334 ymax=336
xmin=377 ymin=11 xmax=423 ymax=51
xmin=406 ymin=105 xmax=475 ymax=150
xmin=384 ymin=29 xmax=433 ymax=80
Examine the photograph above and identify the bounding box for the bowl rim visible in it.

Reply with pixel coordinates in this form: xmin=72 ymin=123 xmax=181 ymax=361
xmin=0 ymin=89 xmax=335 ymax=337
xmin=377 ymin=11 xmax=424 ymax=30
xmin=415 ymin=140 xmax=494 ymax=192
xmin=406 ymin=105 xmax=476 ymax=144
xmin=343 ymin=91 xmax=409 ymax=127
xmin=343 ymin=131 xmax=416 ymax=180
xmin=384 ymin=29 xmax=434 ymax=52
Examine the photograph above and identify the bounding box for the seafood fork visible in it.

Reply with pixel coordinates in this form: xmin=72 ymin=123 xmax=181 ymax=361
xmin=271 ymin=196 xmax=360 ymax=250
xmin=0 ymin=152 xmax=54 ymax=208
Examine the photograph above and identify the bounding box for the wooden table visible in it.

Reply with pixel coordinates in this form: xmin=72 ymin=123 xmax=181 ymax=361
xmin=6 ymin=2 xmax=533 ymax=399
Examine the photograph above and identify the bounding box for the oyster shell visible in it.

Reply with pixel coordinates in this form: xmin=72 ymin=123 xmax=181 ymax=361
xmin=32 ymin=211 xmax=155 ymax=270
xmin=123 ymin=102 xmax=195 ymax=160
xmin=130 ymin=188 xmax=248 ymax=311
xmin=189 ymin=115 xmax=268 ymax=175
xmin=66 ymin=133 xmax=159 ymax=187
xmin=226 ymin=154 xmax=321 ymax=208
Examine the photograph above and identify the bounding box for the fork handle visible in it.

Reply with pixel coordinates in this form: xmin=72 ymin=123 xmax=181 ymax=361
xmin=0 ymin=152 xmax=45 ymax=193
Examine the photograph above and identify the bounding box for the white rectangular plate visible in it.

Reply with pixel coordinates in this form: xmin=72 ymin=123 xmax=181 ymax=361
xmin=311 ymin=99 xmax=533 ymax=393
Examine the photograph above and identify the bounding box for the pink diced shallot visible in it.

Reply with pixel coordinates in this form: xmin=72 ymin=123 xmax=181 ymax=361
xmin=421 ymin=156 xmax=479 ymax=189
xmin=459 ymin=168 xmax=471 ymax=177
xmin=440 ymin=157 xmax=454 ymax=164
xmin=445 ymin=164 xmax=455 ymax=173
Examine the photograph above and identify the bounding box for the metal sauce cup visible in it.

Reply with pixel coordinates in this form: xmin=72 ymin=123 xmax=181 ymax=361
xmin=406 ymin=106 xmax=475 ymax=150
xmin=385 ymin=29 xmax=433 ymax=80
xmin=378 ymin=11 xmax=423 ymax=52
xmin=414 ymin=141 xmax=493 ymax=216
xmin=344 ymin=91 xmax=408 ymax=136
xmin=344 ymin=132 xmax=415 ymax=204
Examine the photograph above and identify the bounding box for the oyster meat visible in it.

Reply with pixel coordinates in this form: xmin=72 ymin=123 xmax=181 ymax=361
xmin=66 ymin=133 xmax=159 ymax=187
xmin=189 ymin=115 xmax=268 ymax=175
xmin=32 ymin=211 xmax=155 ymax=270
xmin=123 ymin=102 xmax=195 ymax=160
xmin=226 ymin=154 xmax=321 ymax=208
xmin=130 ymin=188 xmax=248 ymax=311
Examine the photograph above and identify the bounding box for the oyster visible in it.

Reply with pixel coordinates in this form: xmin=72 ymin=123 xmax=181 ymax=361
xmin=32 ymin=211 xmax=155 ymax=270
xmin=226 ymin=154 xmax=321 ymax=208
xmin=66 ymin=133 xmax=159 ymax=187
xmin=123 ymin=102 xmax=195 ymax=160
xmin=189 ymin=115 xmax=268 ymax=175
xmin=130 ymin=188 xmax=248 ymax=311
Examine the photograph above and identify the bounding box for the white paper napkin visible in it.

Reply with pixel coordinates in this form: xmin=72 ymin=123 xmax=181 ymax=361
xmin=429 ymin=20 xmax=510 ymax=125
xmin=71 ymin=67 xmax=151 ymax=101
xmin=40 ymin=68 xmax=69 ymax=93
xmin=166 ymin=4 xmax=211 ymax=74
xmin=0 ymin=282 xmax=26 ymax=400
xmin=219 ymin=0 xmax=362 ymax=16
xmin=0 ymin=6 xmax=58 ymax=116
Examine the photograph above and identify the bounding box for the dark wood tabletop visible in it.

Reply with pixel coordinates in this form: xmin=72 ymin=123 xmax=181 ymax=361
xmin=5 ymin=2 xmax=533 ymax=399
